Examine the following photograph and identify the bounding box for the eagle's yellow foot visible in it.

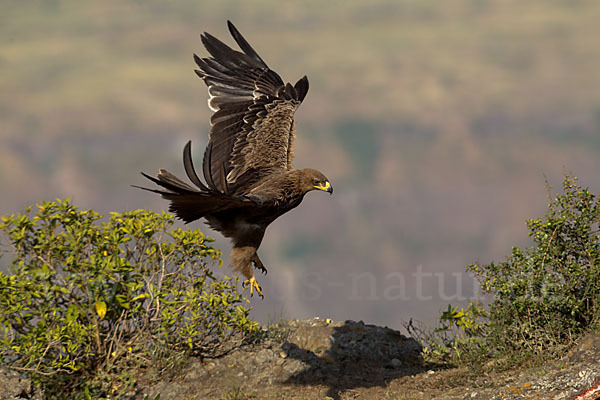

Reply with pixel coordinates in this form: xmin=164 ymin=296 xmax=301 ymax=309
xmin=243 ymin=276 xmax=264 ymax=299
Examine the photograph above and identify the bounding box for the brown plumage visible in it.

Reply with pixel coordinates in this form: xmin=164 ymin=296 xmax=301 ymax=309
xmin=136 ymin=21 xmax=332 ymax=298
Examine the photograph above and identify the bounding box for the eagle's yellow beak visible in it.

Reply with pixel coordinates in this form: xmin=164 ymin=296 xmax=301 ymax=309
xmin=314 ymin=181 xmax=333 ymax=195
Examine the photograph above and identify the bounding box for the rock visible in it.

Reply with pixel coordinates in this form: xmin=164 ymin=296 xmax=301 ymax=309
xmin=391 ymin=358 xmax=403 ymax=368
xmin=254 ymin=348 xmax=272 ymax=364
xmin=0 ymin=366 xmax=44 ymax=400
xmin=282 ymin=359 xmax=307 ymax=377
xmin=288 ymin=325 xmax=335 ymax=357
xmin=567 ymin=333 xmax=600 ymax=363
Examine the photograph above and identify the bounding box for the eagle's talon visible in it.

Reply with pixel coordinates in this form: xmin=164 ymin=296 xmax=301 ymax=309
xmin=243 ymin=276 xmax=264 ymax=299
xmin=256 ymin=265 xmax=268 ymax=275
xmin=252 ymin=256 xmax=268 ymax=275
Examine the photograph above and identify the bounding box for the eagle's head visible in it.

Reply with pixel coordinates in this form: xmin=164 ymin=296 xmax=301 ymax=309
xmin=299 ymin=168 xmax=333 ymax=195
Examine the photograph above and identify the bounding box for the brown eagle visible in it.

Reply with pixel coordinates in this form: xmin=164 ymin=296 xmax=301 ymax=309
xmin=137 ymin=21 xmax=332 ymax=298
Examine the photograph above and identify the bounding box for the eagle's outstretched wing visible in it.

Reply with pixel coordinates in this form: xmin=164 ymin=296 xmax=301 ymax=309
xmin=193 ymin=20 xmax=309 ymax=194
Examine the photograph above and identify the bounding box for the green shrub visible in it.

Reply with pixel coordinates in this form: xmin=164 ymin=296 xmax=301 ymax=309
xmin=0 ymin=199 xmax=258 ymax=398
xmin=407 ymin=302 xmax=487 ymax=364
xmin=479 ymin=174 xmax=600 ymax=357
xmin=419 ymin=174 xmax=600 ymax=368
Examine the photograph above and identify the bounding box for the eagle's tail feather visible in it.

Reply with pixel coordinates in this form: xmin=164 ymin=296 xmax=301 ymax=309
xmin=134 ymin=169 xmax=227 ymax=223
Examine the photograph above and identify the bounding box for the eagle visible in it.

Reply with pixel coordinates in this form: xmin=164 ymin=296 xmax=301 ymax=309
xmin=137 ymin=21 xmax=333 ymax=298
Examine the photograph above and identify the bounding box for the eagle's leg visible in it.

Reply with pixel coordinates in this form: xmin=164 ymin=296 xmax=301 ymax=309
xmin=232 ymin=246 xmax=264 ymax=298
xmin=252 ymin=253 xmax=268 ymax=275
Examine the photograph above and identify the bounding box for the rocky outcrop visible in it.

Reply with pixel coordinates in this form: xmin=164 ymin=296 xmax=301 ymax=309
xmin=140 ymin=318 xmax=425 ymax=400
xmin=0 ymin=366 xmax=44 ymax=400
xmin=138 ymin=320 xmax=600 ymax=400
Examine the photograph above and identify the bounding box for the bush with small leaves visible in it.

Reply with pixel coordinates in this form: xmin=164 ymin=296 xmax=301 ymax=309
xmin=474 ymin=174 xmax=600 ymax=361
xmin=407 ymin=302 xmax=487 ymax=364
xmin=0 ymin=199 xmax=258 ymax=398
xmin=418 ymin=174 xmax=600 ymax=369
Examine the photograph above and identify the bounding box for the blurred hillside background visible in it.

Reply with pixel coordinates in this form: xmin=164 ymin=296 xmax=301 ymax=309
xmin=2 ymin=0 xmax=600 ymax=329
